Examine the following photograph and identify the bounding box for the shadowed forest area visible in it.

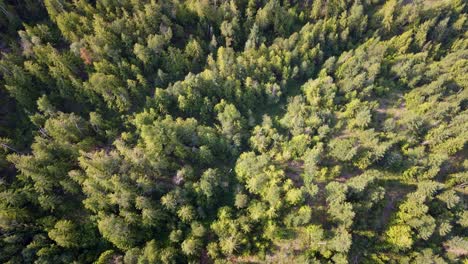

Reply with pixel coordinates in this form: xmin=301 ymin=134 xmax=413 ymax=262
xmin=0 ymin=0 xmax=467 ymax=263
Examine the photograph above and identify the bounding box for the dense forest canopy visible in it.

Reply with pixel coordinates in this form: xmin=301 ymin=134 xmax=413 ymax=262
xmin=0 ymin=0 xmax=467 ymax=263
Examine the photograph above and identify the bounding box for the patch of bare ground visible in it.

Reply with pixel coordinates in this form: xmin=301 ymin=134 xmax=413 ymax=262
xmin=378 ymin=186 xmax=411 ymax=231
xmin=444 ymin=246 xmax=468 ymax=257
xmin=336 ymin=128 xmax=353 ymax=139
xmin=284 ymin=160 xmax=304 ymax=187
xmin=386 ymin=101 xmax=406 ymax=120
xmin=200 ymin=249 xmax=210 ymax=264
xmin=375 ymin=93 xmax=406 ymax=120
xmin=265 ymin=241 xmax=304 ymax=264
xmin=228 ymin=255 xmax=260 ymax=263
xmin=309 ymin=181 xmax=329 ymax=226
xmin=335 ymin=167 xmax=362 ymax=183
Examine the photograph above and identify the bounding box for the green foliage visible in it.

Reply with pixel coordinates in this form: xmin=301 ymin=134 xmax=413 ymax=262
xmin=97 ymin=215 xmax=141 ymax=250
xmin=0 ymin=0 xmax=466 ymax=263
xmin=386 ymin=225 xmax=413 ymax=250
xmin=329 ymin=137 xmax=358 ymax=162
xmin=48 ymin=220 xmax=94 ymax=248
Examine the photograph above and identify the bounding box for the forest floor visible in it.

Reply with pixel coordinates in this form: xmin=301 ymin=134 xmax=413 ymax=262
xmin=234 ymin=86 xmax=418 ymax=263
xmin=375 ymin=176 xmax=416 ymax=231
